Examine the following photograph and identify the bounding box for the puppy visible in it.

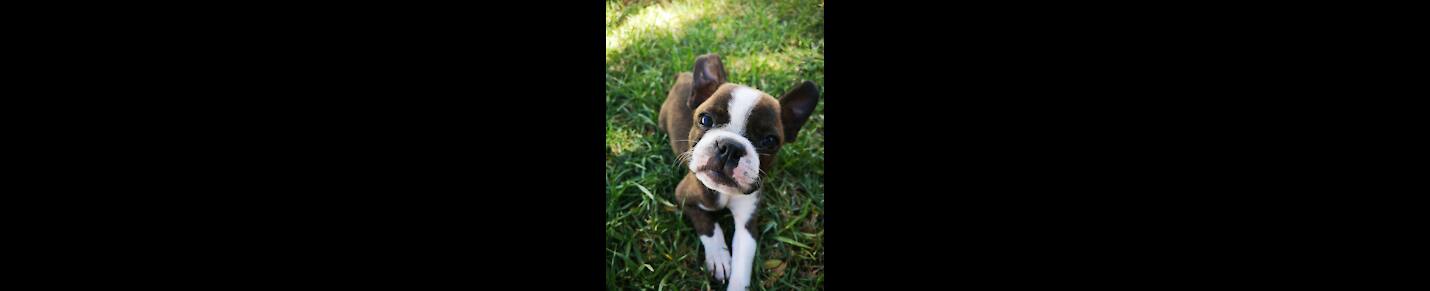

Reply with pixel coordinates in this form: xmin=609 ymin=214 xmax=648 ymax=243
xmin=658 ymin=54 xmax=821 ymax=290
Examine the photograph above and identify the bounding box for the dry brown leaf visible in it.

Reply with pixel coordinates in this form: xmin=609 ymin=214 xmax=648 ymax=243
xmin=761 ymin=259 xmax=790 ymax=288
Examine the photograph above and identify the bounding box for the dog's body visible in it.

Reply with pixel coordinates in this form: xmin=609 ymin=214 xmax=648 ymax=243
xmin=658 ymin=54 xmax=820 ymax=290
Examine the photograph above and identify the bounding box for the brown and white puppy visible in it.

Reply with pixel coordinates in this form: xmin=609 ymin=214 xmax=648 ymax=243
xmin=658 ymin=54 xmax=820 ymax=290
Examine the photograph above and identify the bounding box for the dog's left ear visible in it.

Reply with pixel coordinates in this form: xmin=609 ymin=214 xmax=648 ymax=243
xmin=689 ymin=54 xmax=728 ymax=109
xmin=779 ymin=81 xmax=821 ymax=143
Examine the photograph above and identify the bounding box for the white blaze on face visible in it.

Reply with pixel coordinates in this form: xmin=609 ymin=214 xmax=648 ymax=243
xmin=724 ymin=86 xmax=762 ymax=136
xmin=688 ymin=86 xmax=765 ymax=194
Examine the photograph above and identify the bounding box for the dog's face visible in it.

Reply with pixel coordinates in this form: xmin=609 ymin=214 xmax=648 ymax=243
xmin=683 ymin=55 xmax=820 ymax=195
xmin=686 ymin=85 xmax=782 ymax=194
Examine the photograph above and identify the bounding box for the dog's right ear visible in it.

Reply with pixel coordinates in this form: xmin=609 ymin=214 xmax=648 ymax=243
xmin=689 ymin=54 xmax=728 ymax=109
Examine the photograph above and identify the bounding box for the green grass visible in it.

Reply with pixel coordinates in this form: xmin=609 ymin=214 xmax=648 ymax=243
xmin=606 ymin=0 xmax=824 ymax=289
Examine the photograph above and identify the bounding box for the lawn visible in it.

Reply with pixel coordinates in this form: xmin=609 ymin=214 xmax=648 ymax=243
xmin=605 ymin=0 xmax=824 ymax=289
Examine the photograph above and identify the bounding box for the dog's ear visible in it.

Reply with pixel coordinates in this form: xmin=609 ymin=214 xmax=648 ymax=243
xmin=689 ymin=54 xmax=728 ymax=109
xmin=779 ymin=81 xmax=821 ymax=143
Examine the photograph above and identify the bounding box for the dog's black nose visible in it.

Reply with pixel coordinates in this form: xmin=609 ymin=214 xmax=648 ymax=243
xmin=717 ymin=140 xmax=745 ymax=164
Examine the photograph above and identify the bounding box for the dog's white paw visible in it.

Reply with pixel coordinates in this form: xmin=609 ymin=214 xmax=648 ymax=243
xmin=705 ymin=242 xmax=732 ymax=282
xmin=699 ymin=224 xmax=732 ymax=282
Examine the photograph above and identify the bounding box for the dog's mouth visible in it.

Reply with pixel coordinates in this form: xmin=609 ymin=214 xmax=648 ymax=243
xmin=698 ymin=164 xmax=739 ymax=187
xmin=696 ymin=161 xmax=759 ymax=194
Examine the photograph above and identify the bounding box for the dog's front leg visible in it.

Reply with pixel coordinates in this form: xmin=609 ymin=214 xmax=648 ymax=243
xmin=726 ymin=193 xmax=760 ymax=291
xmin=684 ymin=203 xmax=730 ymax=282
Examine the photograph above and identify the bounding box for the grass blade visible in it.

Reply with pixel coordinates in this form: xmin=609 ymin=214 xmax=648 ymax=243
xmin=774 ymin=236 xmax=812 ymax=250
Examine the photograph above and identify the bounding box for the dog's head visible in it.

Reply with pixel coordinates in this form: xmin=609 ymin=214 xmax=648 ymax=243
xmin=683 ymin=54 xmax=820 ymax=194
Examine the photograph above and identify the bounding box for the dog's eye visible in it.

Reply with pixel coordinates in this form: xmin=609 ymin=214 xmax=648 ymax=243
xmin=698 ymin=114 xmax=713 ymax=128
xmin=762 ymin=135 xmax=778 ymax=148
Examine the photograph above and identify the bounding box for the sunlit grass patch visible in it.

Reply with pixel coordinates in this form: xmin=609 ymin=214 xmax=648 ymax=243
xmin=606 ymin=125 xmax=648 ymax=156
xmin=606 ymin=0 xmax=730 ymax=61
